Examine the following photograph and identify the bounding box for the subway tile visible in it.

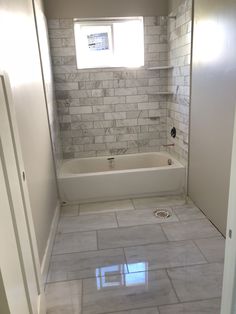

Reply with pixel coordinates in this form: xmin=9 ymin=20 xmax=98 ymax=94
xmin=49 ymin=7 xmax=191 ymax=160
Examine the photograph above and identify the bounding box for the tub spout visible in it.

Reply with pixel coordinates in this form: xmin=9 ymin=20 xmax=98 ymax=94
xmin=107 ymin=157 xmax=115 ymax=169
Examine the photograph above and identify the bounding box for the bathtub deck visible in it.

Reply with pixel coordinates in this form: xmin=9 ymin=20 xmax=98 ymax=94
xmin=46 ymin=196 xmax=225 ymax=314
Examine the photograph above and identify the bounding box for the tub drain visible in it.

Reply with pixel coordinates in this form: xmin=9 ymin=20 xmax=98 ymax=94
xmin=153 ymin=209 xmax=171 ymax=219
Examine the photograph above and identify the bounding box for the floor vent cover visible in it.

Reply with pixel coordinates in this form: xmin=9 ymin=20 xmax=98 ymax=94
xmin=153 ymin=209 xmax=171 ymax=219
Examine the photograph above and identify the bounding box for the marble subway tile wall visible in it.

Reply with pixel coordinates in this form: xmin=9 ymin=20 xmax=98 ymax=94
xmin=167 ymin=0 xmax=192 ymax=165
xmin=47 ymin=17 xmax=172 ymax=159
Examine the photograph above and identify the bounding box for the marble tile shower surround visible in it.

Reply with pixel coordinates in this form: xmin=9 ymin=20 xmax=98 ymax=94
xmin=48 ymin=7 xmax=192 ymax=162
xmin=48 ymin=17 xmax=171 ymax=159
xmin=167 ymin=0 xmax=192 ymax=165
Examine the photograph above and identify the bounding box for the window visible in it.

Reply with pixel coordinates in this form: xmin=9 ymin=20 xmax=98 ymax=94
xmin=74 ymin=17 xmax=144 ymax=69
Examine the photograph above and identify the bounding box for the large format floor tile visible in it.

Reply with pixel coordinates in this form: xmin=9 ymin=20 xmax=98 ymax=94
xmin=46 ymin=197 xmax=225 ymax=314
xmin=167 ymin=263 xmax=224 ymax=302
xmin=80 ymin=199 xmax=134 ymax=214
xmin=159 ymin=298 xmax=221 ymax=314
xmin=58 ymin=212 xmax=118 ymax=233
xmin=45 ymin=280 xmax=82 ymax=314
xmin=194 ymin=237 xmax=225 ymax=263
xmin=47 ymin=248 xmax=127 ymax=282
xmin=82 ymin=270 xmax=178 ymax=314
xmin=125 ymin=241 xmax=207 ymax=271
xmin=161 ymin=219 xmax=221 ymax=241
xmin=98 ymin=224 xmax=167 ymax=249
xmin=116 ymin=208 xmax=178 ymax=227
xmin=132 ymin=196 xmax=185 ymax=210
xmin=172 ymin=204 xmax=205 ymax=221
xmin=52 ymin=231 xmax=97 ymax=255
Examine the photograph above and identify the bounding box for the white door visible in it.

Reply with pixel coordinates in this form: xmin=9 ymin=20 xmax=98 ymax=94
xmin=221 ymin=107 xmax=236 ymax=313
xmin=0 ymin=73 xmax=45 ymax=314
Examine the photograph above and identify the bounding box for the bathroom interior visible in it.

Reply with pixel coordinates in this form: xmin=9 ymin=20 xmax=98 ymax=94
xmin=1 ymin=0 xmax=236 ymax=313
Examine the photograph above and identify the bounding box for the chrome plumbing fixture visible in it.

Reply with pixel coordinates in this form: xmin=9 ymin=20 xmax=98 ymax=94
xmin=107 ymin=157 xmax=115 ymax=169
xmin=153 ymin=209 xmax=172 ymax=219
xmin=168 ymin=159 xmax=172 ymax=165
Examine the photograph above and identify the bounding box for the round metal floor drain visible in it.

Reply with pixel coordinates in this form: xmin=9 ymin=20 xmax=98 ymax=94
xmin=153 ymin=209 xmax=171 ymax=219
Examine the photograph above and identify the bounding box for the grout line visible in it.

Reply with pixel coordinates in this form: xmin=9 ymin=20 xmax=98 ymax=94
xmin=123 ymin=247 xmax=129 ymax=274
xmin=193 ymin=238 xmax=224 ymax=264
xmin=51 ymin=229 xmax=222 ymax=257
xmin=114 ymin=211 xmax=120 ymax=228
xmin=95 ymin=305 xmax=161 ymax=314
xmin=47 ymin=260 xmax=220 ymax=286
xmin=157 ymin=297 xmax=222 ymax=312
xmin=130 ymin=198 xmax=136 ymax=210
xmin=81 ymin=278 xmax=84 ymax=314
xmin=50 ymin=237 xmax=218 ymax=257
xmin=165 ymin=268 xmax=181 ymax=303
xmin=95 ymin=230 xmax=99 ymax=250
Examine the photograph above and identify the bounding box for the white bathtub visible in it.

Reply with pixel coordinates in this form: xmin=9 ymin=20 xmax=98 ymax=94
xmin=58 ymin=152 xmax=186 ymax=204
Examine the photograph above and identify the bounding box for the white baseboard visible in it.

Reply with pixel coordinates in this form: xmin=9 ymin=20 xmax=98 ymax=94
xmin=41 ymin=201 xmax=60 ymax=284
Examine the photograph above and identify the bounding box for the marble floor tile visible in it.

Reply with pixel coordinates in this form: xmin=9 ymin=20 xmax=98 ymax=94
xmin=52 ymin=231 xmax=97 ymax=255
xmin=161 ymin=219 xmax=221 ymax=241
xmin=116 ymin=208 xmax=178 ymax=227
xmin=107 ymin=308 xmax=159 ymax=314
xmin=82 ymin=270 xmax=178 ymax=314
xmin=167 ymin=263 xmax=224 ymax=302
xmin=159 ymin=298 xmax=221 ymax=314
xmin=46 ymin=280 xmax=82 ymax=314
xmin=61 ymin=204 xmax=79 ymax=217
xmin=58 ymin=212 xmax=118 ymax=233
xmin=125 ymin=241 xmax=206 ymax=272
xmin=98 ymin=224 xmax=167 ymax=249
xmin=195 ymin=237 xmax=225 ymax=263
xmin=132 ymin=196 xmax=185 ymax=210
xmin=172 ymin=205 xmax=205 ymax=221
xmin=47 ymin=248 xmax=127 ymax=282
xmin=80 ymin=199 xmax=134 ymax=215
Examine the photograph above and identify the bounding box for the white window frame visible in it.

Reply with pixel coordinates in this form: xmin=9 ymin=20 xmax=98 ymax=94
xmin=74 ymin=17 xmax=144 ymax=69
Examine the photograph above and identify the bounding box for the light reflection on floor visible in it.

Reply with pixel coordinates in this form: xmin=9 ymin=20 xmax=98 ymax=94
xmin=96 ymin=262 xmax=148 ymax=290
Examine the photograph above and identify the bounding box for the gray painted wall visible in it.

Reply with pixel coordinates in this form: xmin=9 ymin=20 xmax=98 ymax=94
xmin=0 ymin=0 xmax=59 ymax=263
xmin=188 ymin=0 xmax=236 ymax=235
xmin=43 ymin=0 xmax=168 ymax=18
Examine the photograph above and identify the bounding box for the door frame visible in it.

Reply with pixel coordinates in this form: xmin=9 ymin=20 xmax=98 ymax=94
xmin=221 ymin=105 xmax=236 ymax=314
xmin=0 ymin=70 xmax=46 ymax=313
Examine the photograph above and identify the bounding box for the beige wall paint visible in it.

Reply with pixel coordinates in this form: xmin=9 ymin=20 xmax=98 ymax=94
xmin=0 ymin=0 xmax=59 ymax=263
xmin=168 ymin=0 xmax=185 ymax=13
xmin=188 ymin=0 xmax=236 ymax=235
xmin=43 ymin=0 xmax=168 ymax=18
xmin=0 ymin=272 xmax=10 ymax=314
